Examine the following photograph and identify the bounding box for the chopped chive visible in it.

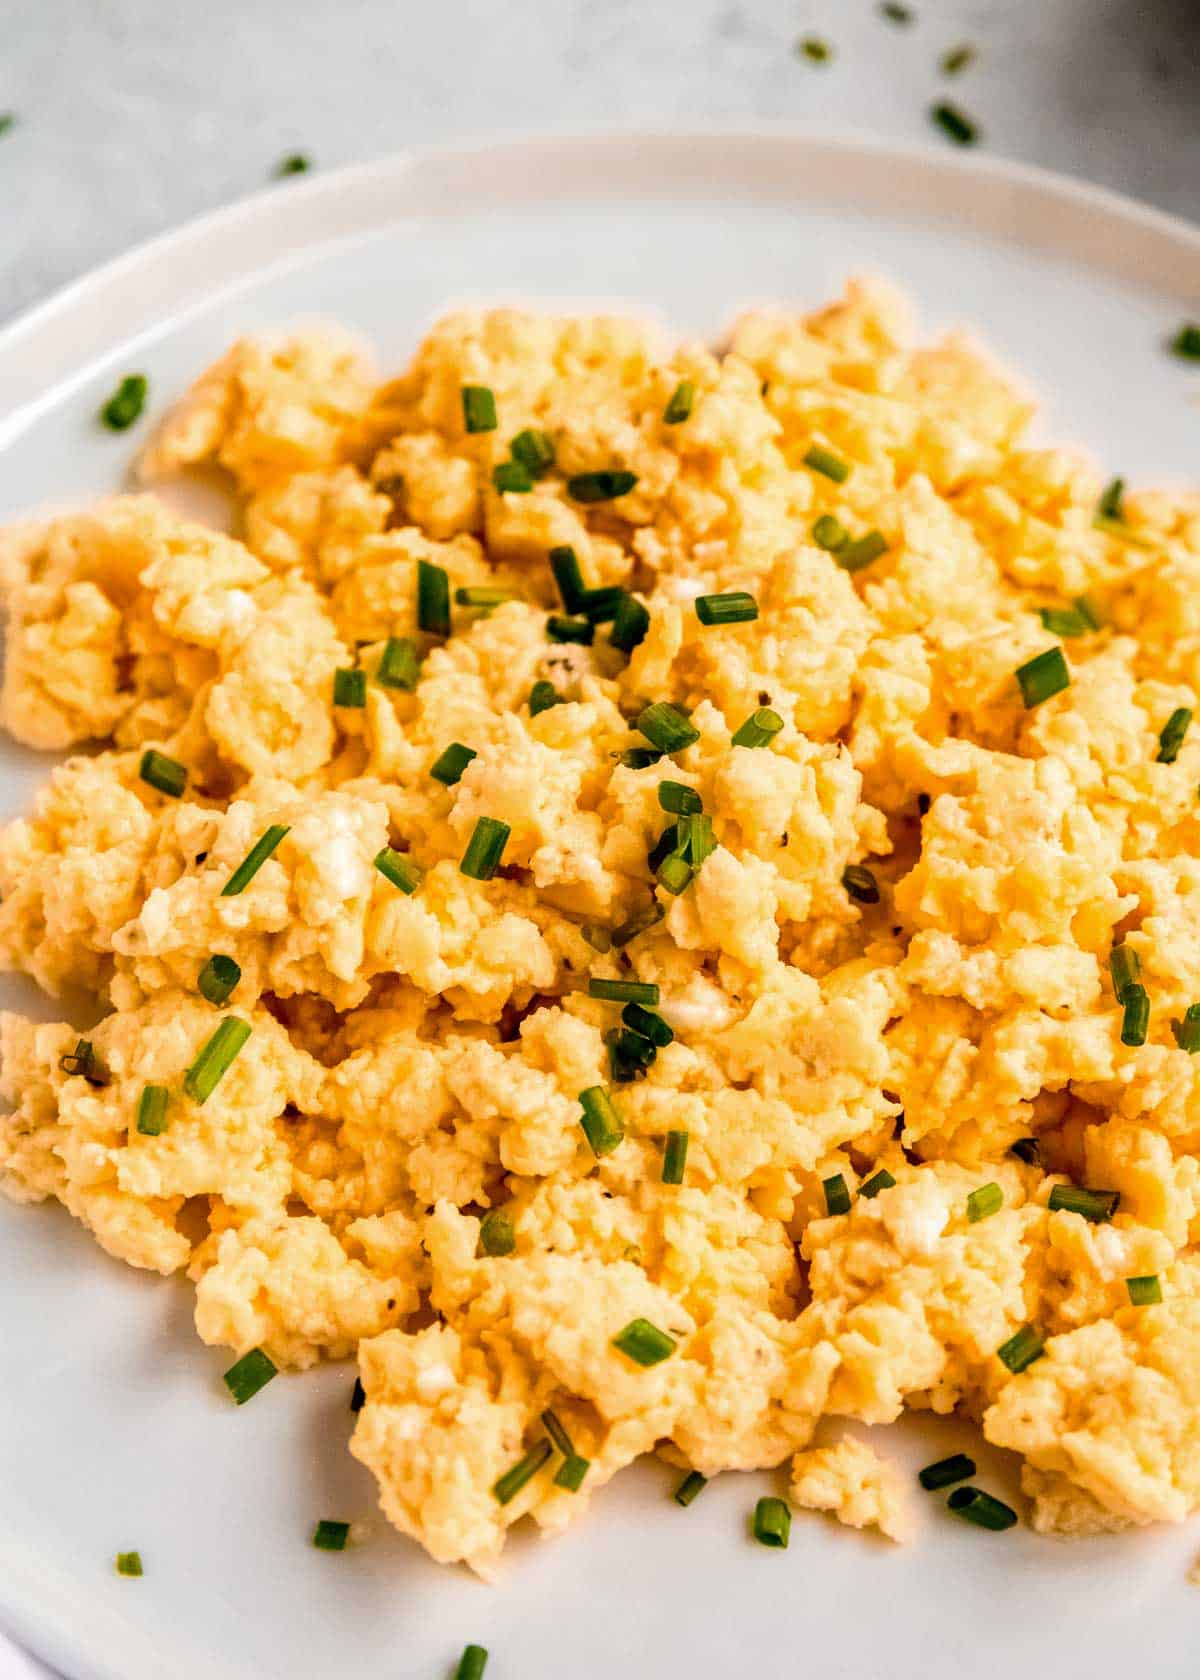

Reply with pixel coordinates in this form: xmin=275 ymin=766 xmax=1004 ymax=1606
xmin=430 ymin=742 xmax=477 ymax=785
xmin=606 ymin=1025 xmax=657 ymax=1083
xmin=823 ymin=1173 xmax=851 ymax=1216
xmin=803 ymin=444 xmax=850 ymax=483
xmin=842 ymin=864 xmax=880 ymax=904
xmin=567 ymin=470 xmax=638 ymax=503
xmin=555 ymin=1454 xmax=590 ymax=1492
xmin=417 ymin=559 xmax=451 ymax=637
xmin=549 ymin=545 xmax=587 ymax=613
xmin=1157 ymin=707 xmax=1192 ymax=763
xmin=493 ymin=460 xmax=534 ymax=494
xmin=1109 ymin=944 xmax=1141 ymax=1001
xmin=333 ymin=667 xmax=366 ymax=708
xmin=589 ymin=977 xmax=660 ymax=1005
xmin=221 ymin=824 xmax=289 ymax=896
xmin=1172 ymin=1003 xmax=1200 ymax=1052
xmin=947 ymin=1487 xmax=1017 ymax=1530
xmin=115 ymin=1552 xmax=143 ymax=1577
xmin=623 ymin=1002 xmax=674 ymax=1046
xmin=880 ymin=1 xmax=913 ymax=20
xmin=350 ymin=1377 xmax=366 ymax=1412
xmin=529 ymin=679 xmax=561 ymax=715
xmin=647 ymin=821 xmax=679 ymax=873
xmin=1120 ymin=983 xmax=1150 ymax=1047
xmin=493 ymin=1439 xmax=552 ymax=1504
xmin=1093 ymin=513 xmax=1152 ymax=549
xmin=274 ymin=153 xmax=310 ymax=176
xmin=223 ymin=1346 xmax=277 ymax=1404
xmin=1171 ymin=323 xmax=1200 ymax=361
xmin=581 ymin=922 xmax=612 ymax=953
xmin=135 ymin=1084 xmax=169 ymax=1137
xmin=619 ymin=747 xmax=663 ymax=771
xmin=677 ymin=811 xmax=715 ymax=867
xmin=374 ymin=846 xmax=422 ymax=894
xmin=663 ymin=380 xmax=695 ymax=424
xmin=675 ymin=1470 xmax=708 ymax=1506
xmin=1126 ymin=1274 xmax=1163 ymax=1306
xmin=918 ymin=1453 xmax=976 ymax=1491
xmin=579 ymin=585 xmax=628 ymax=623
xmin=612 ymin=1318 xmax=676 ymax=1366
xmin=811 ymin=514 xmax=848 ymax=552
xmin=941 ymin=43 xmax=976 ymax=74
xmin=184 ymin=1017 xmax=251 ymax=1104
xmin=931 ymin=101 xmax=979 ymax=145
xmin=579 ymin=1085 xmax=624 ymax=1156
xmin=541 ymin=1408 xmax=575 ymax=1458
xmin=612 ymin=900 xmax=664 ymax=946
xmin=461 ymin=385 xmax=497 ymax=434
xmin=59 ymin=1038 xmax=104 ymax=1083
xmin=460 ymin=816 xmax=510 ymax=881
xmin=312 ymin=1520 xmax=350 ymax=1552
xmin=860 ymin=1168 xmax=895 ymax=1198
xmin=609 ymin=593 xmax=651 ymax=653
xmin=1038 ymin=605 xmax=1093 ymax=638
xmin=752 ymin=1496 xmax=791 ymax=1549
xmin=996 ymin=1324 xmax=1045 ymax=1374
xmin=510 ymin=428 xmax=556 ymax=475
xmin=797 ymin=34 xmax=832 ymax=62
xmin=1098 ymin=477 xmax=1125 ymax=520
xmin=547 ymin=614 xmax=594 ymax=644
xmin=656 ymin=853 xmax=694 ymax=895
xmin=479 ymin=1208 xmax=515 ymax=1257
xmin=1010 ymin=1137 xmax=1041 ymax=1166
xmin=455 ymin=586 xmax=516 ymax=609
xmin=455 ymin=1646 xmax=489 ymax=1680
xmin=1015 ymin=646 xmax=1069 ymax=708
xmin=967 ymin=1182 xmax=1003 ymax=1222
xmin=138 ymin=748 xmax=187 ymax=798
xmin=377 ymin=636 xmax=420 ymax=691
xmin=638 ymin=701 xmax=700 ymax=754
xmin=100 ymin=374 xmax=148 ymax=431
xmin=198 ymin=953 xmax=241 ymax=1006
xmin=1073 ymin=594 xmax=1101 ymax=630
xmin=837 ymin=529 xmax=889 ymax=573
xmin=658 ymin=780 xmax=702 ymax=816
xmin=662 ymin=1129 xmax=689 ymax=1185
xmin=1047 ymin=1184 xmax=1120 ymax=1223
xmin=694 ymin=591 xmax=759 ymax=627
xmin=732 ymin=707 xmax=783 ymax=749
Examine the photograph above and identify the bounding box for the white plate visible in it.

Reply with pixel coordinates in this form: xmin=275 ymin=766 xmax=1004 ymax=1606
xmin=1 ymin=129 xmax=1199 ymax=1680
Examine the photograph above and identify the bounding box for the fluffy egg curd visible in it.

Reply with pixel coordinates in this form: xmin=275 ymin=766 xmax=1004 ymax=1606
xmin=3 ymin=279 xmax=1200 ymax=1577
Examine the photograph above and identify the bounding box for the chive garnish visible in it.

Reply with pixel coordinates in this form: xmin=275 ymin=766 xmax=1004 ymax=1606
xmin=606 ymin=1025 xmax=658 ymax=1082
xmin=842 ymin=864 xmax=880 ymax=904
xmin=941 ymin=43 xmax=975 ymax=74
xmin=579 ymin=1085 xmax=624 ymax=1156
xmin=221 ymin=824 xmax=289 ymax=895
xmin=581 ymin=923 xmax=612 ymax=953
xmin=1172 ymin=1004 xmax=1200 ymax=1052
xmin=198 ymin=953 xmax=241 ymax=1007
xmin=541 ymin=1409 xmax=575 ymax=1458
xmin=638 ymin=701 xmax=699 ymax=754
xmin=430 ymin=742 xmax=476 ymax=786
xmin=612 ymin=900 xmax=665 ymax=946
xmin=860 ymin=1168 xmax=895 ymax=1198
xmin=752 ymin=1496 xmax=791 ymax=1549
xmin=619 ymin=747 xmax=663 ymax=771
xmin=796 ymin=34 xmax=832 ymax=62
xmin=184 ymin=1017 xmax=251 ymax=1104
xmin=1047 ymin=1184 xmax=1120 ymax=1223
xmin=59 ymin=1038 xmax=104 ymax=1082
xmin=996 ymin=1325 xmax=1045 ymax=1373
xmin=1015 ymin=646 xmax=1069 ymax=708
xmin=931 ymin=101 xmax=979 ymax=145
xmin=493 ymin=460 xmax=534 ymax=494
xmin=460 ymin=817 xmax=510 ymax=881
xmin=555 ymin=1454 xmax=590 ymax=1492
xmin=456 ymin=586 xmax=516 ymax=609
xmin=493 ymin=1440 xmax=552 ymax=1504
xmin=0 ymin=114 xmax=16 ymax=137
xmin=479 ymin=1208 xmax=515 ymax=1256
xmin=1120 ymin=984 xmax=1149 ymax=1046
xmin=880 ymin=2 xmax=913 ymax=20
xmin=529 ymin=679 xmax=561 ymax=716
xmin=547 ymin=614 xmax=594 ymax=644
xmin=663 ymin=380 xmax=695 ymax=424
xmin=918 ymin=1453 xmax=976 ymax=1491
xmin=623 ymin=1002 xmax=673 ymax=1046
xmin=1098 ymin=477 xmax=1125 ymax=519
xmin=100 ymin=374 xmax=148 ymax=431
xmin=377 ymin=636 xmax=420 ymax=691
xmin=694 ymin=591 xmax=759 ymax=626
xmin=1038 ymin=604 xmax=1093 ymax=638
xmin=803 ymin=444 xmax=850 ymax=483
xmin=116 ymin=1552 xmax=143 ymax=1577
xmin=139 ymin=748 xmax=187 ymax=798
xmin=579 ymin=585 xmax=627 ymax=624
xmin=1172 ymin=323 xmax=1200 ymax=361
xmin=811 ymin=514 xmax=848 ymax=552
xmin=135 ymin=1083 xmax=169 ymax=1137
xmin=1109 ymin=944 xmax=1141 ymax=1003
xmin=967 ymin=1182 xmax=1003 ymax=1222
xmin=275 ymin=153 xmax=310 ymax=176
xmin=1157 ymin=707 xmax=1192 ymax=763
xmin=612 ymin=1318 xmax=677 ymax=1366
xmin=656 ymin=853 xmax=693 ymax=896
xmin=461 ymin=385 xmax=497 ymax=434
xmin=947 ymin=1487 xmax=1017 ymax=1530
xmin=223 ymin=1346 xmax=277 ymax=1404
xmin=662 ymin=1129 xmax=689 ymax=1185
xmin=374 ymin=847 xmax=422 ymax=894
xmin=823 ymin=1173 xmax=851 ymax=1215
xmin=609 ymin=593 xmax=651 ymax=653
xmin=1126 ymin=1275 xmax=1163 ymax=1306
xmin=732 ymin=708 xmax=783 ymax=749
xmin=674 ymin=1471 xmax=708 ymax=1506
xmin=549 ymin=545 xmax=586 ymax=613
xmin=350 ymin=1377 xmax=366 ymax=1412
xmin=658 ymin=780 xmax=702 ymax=815
xmin=1010 ymin=1137 xmax=1041 ymax=1166
xmin=455 ymin=1646 xmax=489 ymax=1680
xmin=589 ymin=978 xmax=660 ymax=1005
xmin=837 ymin=530 xmax=889 ymax=573
xmin=333 ymin=667 xmax=366 ymax=708
xmin=511 ymin=428 xmax=555 ymax=474
xmin=567 ymin=470 xmax=638 ymax=503
xmin=417 ymin=559 xmax=451 ymax=637
xmin=312 ymin=1520 xmax=350 ymax=1551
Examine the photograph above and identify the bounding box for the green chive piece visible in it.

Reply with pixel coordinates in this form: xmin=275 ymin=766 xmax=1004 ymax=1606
xmin=732 ymin=707 xmax=784 ymax=749
xmin=1073 ymin=594 xmax=1101 ymax=630
xmin=752 ymin=1496 xmax=791 ymax=1549
xmin=1120 ymin=984 xmax=1150 ymax=1047
xmin=374 ymin=847 xmax=422 ymax=894
xmin=455 ymin=586 xmax=516 ymax=609
xmin=811 ymin=514 xmax=848 ymax=552
xmin=529 ymin=679 xmax=561 ymax=716
xmin=579 ymin=1085 xmax=624 ymax=1156
xmin=350 ymin=1377 xmax=366 ymax=1412
xmin=1110 ymin=944 xmax=1141 ymax=1002
xmin=1093 ymin=513 xmax=1151 ymax=549
xmin=1098 ymin=477 xmax=1125 ymax=519
xmin=662 ymin=1129 xmax=689 ymax=1185
xmin=967 ymin=1182 xmax=1003 ymax=1222
xmin=198 ymin=953 xmax=241 ymax=1007
xmin=221 ymin=824 xmax=289 ymax=896
xmin=675 ymin=1470 xmax=708 ymax=1506
xmin=663 ymin=380 xmax=695 ymax=424
xmin=333 ymin=667 xmax=366 ymax=708
xmin=547 ymin=614 xmax=594 ymax=644
xmin=657 ymin=853 xmax=694 ymax=895
xmin=880 ymin=1 xmax=913 ymax=20
xmin=842 ymin=864 xmax=880 ymax=904
xmin=678 ymin=811 xmax=715 ymax=867
xmin=461 ymin=385 xmax=498 ymax=434
xmin=589 ymin=978 xmax=660 ymax=1005
xmin=417 ymin=559 xmax=451 ymax=637
xmin=460 ymin=816 xmax=510 ymax=881
xmin=1157 ymin=707 xmax=1193 ymax=763
xmin=138 ymin=748 xmax=187 ymax=798
xmin=541 ymin=1408 xmax=575 ymax=1458
xmin=804 ymin=444 xmax=850 ymax=483
xmin=1172 ymin=1003 xmax=1200 ymax=1052
xmin=619 ymin=747 xmax=663 ymax=771
xmin=638 ymin=701 xmax=700 ymax=754
xmin=797 ymin=34 xmax=832 ymax=62
xmin=606 ymin=1025 xmax=657 ymax=1084
xmin=479 ymin=1208 xmax=515 ymax=1257
xmin=377 ymin=636 xmax=420 ymax=691
xmin=1171 ymin=323 xmax=1200 ymax=361
xmin=1126 ymin=1274 xmax=1163 ymax=1306
xmin=223 ymin=1346 xmax=277 ymax=1404
xmin=0 ymin=114 xmax=16 ymax=137
xmin=623 ymin=1002 xmax=673 ymax=1047
xmin=996 ymin=1324 xmax=1045 ymax=1374
xmin=567 ymin=470 xmax=638 ymax=503
xmin=100 ymin=374 xmax=148 ymax=431
xmin=581 ymin=922 xmax=612 ymax=953
xmin=1038 ymin=605 xmax=1093 ymax=638
xmin=579 ymin=585 xmax=627 ymax=624
xmin=549 ymin=545 xmax=587 ymax=613
xmin=610 ymin=593 xmax=651 ymax=653
xmin=493 ymin=1439 xmax=552 ymax=1505
xmin=860 ymin=1168 xmax=895 ymax=1198
xmin=694 ymin=591 xmax=759 ymax=627
xmin=658 ymin=780 xmax=702 ymax=816
xmin=555 ymin=1453 xmax=590 ymax=1492
xmin=837 ymin=530 xmax=889 ymax=573
xmin=1010 ymin=1137 xmax=1041 ymax=1166
xmin=941 ymin=43 xmax=976 ymax=74
xmin=918 ymin=1453 xmax=976 ymax=1491
xmin=455 ymin=1645 xmax=489 ymax=1680
xmin=612 ymin=1318 xmax=676 ymax=1366
xmin=59 ymin=1038 xmax=103 ymax=1082
xmin=612 ymin=900 xmax=665 ymax=946
xmin=135 ymin=1084 xmax=169 ymax=1137
xmin=1047 ymin=1184 xmax=1120 ymax=1223
xmin=184 ymin=1017 xmax=251 ymax=1104
xmin=510 ymin=428 xmax=556 ymax=475
xmin=274 ymin=153 xmax=310 ymax=176
xmin=312 ymin=1520 xmax=349 ymax=1552
xmin=116 ymin=1551 xmax=143 ymax=1577
xmin=430 ymin=742 xmax=477 ymax=786
xmin=823 ymin=1173 xmax=851 ymax=1216
xmin=493 ymin=460 xmax=534 ymax=494
xmin=931 ymin=101 xmax=979 ymax=145
xmin=948 ymin=1487 xmax=1017 ymax=1530
xmin=1015 ymin=646 xmax=1070 ymax=708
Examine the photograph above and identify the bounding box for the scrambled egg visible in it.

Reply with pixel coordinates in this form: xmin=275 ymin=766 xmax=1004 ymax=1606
xmin=3 ymin=280 xmax=1200 ymax=1576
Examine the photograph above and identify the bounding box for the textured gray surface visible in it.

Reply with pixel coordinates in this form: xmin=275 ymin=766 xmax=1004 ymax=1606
xmin=2 ymin=0 xmax=1198 ymax=326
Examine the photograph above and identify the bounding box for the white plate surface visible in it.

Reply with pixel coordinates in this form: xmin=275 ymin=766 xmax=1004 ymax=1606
xmin=1 ymin=129 xmax=1199 ymax=1680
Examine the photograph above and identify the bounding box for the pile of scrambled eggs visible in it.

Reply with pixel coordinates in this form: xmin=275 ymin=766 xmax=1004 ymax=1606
xmin=3 ymin=280 xmax=1200 ymax=1575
